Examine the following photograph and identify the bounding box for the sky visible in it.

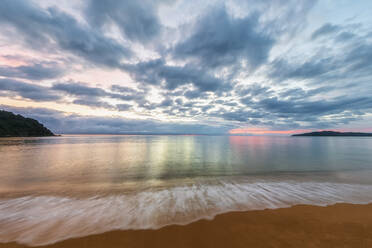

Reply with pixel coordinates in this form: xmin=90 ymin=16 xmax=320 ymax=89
xmin=0 ymin=0 xmax=372 ymax=135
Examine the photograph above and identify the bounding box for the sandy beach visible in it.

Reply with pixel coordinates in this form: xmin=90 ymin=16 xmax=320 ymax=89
xmin=2 ymin=203 xmax=372 ymax=248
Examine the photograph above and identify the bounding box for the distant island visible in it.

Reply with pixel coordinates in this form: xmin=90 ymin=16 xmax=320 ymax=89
xmin=292 ymin=131 xmax=372 ymax=137
xmin=0 ymin=110 xmax=55 ymax=137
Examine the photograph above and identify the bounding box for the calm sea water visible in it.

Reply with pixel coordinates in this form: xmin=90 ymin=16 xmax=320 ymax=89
xmin=1 ymin=135 xmax=372 ymax=245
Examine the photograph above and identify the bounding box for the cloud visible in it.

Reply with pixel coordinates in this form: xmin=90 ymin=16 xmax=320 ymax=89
xmin=256 ymin=96 xmax=372 ymax=117
xmin=173 ymin=7 xmax=274 ymax=70
xmin=0 ymin=0 xmax=131 ymax=68
xmin=311 ymin=23 xmax=341 ymax=40
xmin=278 ymin=86 xmax=334 ymax=100
xmin=183 ymin=90 xmax=205 ymax=99
xmin=122 ymin=59 xmax=231 ymax=92
xmin=0 ymin=78 xmax=61 ymax=101
xmin=0 ymin=1 xmax=371 ymax=133
xmin=0 ymin=105 xmax=231 ymax=134
xmin=344 ymin=42 xmax=372 ymax=76
xmin=109 ymin=85 xmax=146 ymax=101
xmin=85 ymin=0 xmax=161 ymax=43
xmin=235 ymin=84 xmax=272 ymax=97
xmin=0 ymin=62 xmax=65 ymax=80
xmin=215 ymin=109 xmax=264 ymax=123
xmin=0 ymin=79 xmax=145 ymax=111
xmin=231 ymin=81 xmax=372 ymax=129
xmin=52 ymin=82 xmax=146 ymax=106
xmin=116 ymin=103 xmax=132 ymax=111
xmin=335 ymin=31 xmax=356 ymax=42
xmin=269 ymin=23 xmax=372 ymax=83
xmin=72 ymin=98 xmax=115 ymax=110
xmin=52 ymin=82 xmax=107 ymax=97
xmin=269 ymin=58 xmax=334 ymax=80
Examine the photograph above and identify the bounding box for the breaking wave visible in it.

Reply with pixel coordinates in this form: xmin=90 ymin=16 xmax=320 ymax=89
xmin=1 ymin=180 xmax=372 ymax=246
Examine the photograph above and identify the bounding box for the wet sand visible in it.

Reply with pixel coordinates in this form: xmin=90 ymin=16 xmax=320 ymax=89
xmin=2 ymin=203 xmax=372 ymax=248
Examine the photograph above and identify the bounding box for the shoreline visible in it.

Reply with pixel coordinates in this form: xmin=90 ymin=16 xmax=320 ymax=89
xmin=2 ymin=203 xmax=372 ymax=248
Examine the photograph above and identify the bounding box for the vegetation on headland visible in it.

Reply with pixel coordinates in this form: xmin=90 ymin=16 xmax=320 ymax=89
xmin=0 ymin=110 xmax=55 ymax=137
xmin=292 ymin=131 xmax=372 ymax=137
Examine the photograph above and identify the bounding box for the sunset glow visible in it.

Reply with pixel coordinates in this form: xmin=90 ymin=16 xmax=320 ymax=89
xmin=228 ymin=128 xmax=313 ymax=135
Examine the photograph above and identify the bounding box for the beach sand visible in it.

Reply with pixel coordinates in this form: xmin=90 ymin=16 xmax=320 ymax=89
xmin=2 ymin=203 xmax=372 ymax=248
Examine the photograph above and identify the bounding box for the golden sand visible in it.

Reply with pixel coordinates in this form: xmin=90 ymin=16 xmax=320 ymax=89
xmin=2 ymin=203 xmax=372 ymax=248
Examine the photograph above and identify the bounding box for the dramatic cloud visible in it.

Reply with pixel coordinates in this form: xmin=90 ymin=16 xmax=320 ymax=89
xmin=311 ymin=23 xmax=341 ymax=40
xmin=0 ymin=0 xmax=131 ymax=67
xmin=72 ymin=98 xmax=114 ymax=110
xmin=0 ymin=105 xmax=231 ymax=134
xmin=268 ymin=21 xmax=372 ymax=94
xmin=257 ymin=96 xmax=372 ymax=116
xmin=85 ymin=0 xmax=162 ymax=43
xmin=0 ymin=62 xmax=65 ymax=80
xmin=122 ymin=59 xmax=231 ymax=92
xmin=52 ymin=82 xmax=107 ymax=97
xmin=0 ymin=78 xmax=61 ymax=101
xmin=0 ymin=0 xmax=371 ymax=134
xmin=52 ymin=82 xmax=146 ymax=108
xmin=173 ymin=7 xmax=274 ymax=70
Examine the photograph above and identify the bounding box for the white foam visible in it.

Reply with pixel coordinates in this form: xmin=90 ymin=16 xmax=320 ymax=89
xmin=1 ymin=181 xmax=372 ymax=246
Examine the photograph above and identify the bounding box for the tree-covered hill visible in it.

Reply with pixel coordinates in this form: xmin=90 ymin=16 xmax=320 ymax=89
xmin=0 ymin=110 xmax=55 ymax=137
xmin=292 ymin=131 xmax=372 ymax=137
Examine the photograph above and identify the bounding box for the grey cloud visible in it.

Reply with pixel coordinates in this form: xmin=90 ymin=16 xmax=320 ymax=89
xmin=0 ymin=105 xmax=231 ymax=134
xmin=0 ymin=62 xmax=65 ymax=80
xmin=270 ymin=30 xmax=372 ymax=83
xmin=72 ymin=98 xmax=114 ymax=110
xmin=183 ymin=90 xmax=204 ymax=99
xmin=109 ymin=85 xmax=146 ymax=101
xmin=138 ymin=101 xmax=158 ymax=110
xmin=0 ymin=1 xmax=370 ymax=132
xmin=122 ymin=59 xmax=231 ymax=92
xmin=108 ymin=85 xmax=148 ymax=102
xmin=271 ymin=21 xmax=372 ymax=85
xmin=175 ymin=98 xmax=183 ymax=105
xmin=0 ymin=78 xmax=61 ymax=101
xmin=269 ymin=58 xmax=334 ymax=80
xmin=232 ymin=82 xmax=372 ymax=128
xmin=53 ymin=82 xmax=145 ymax=103
xmin=217 ymin=110 xmax=264 ymax=123
xmin=110 ymin=85 xmax=139 ymax=94
xmin=344 ymin=43 xmax=372 ymax=75
xmin=52 ymin=82 xmax=106 ymax=97
xmin=159 ymin=98 xmax=173 ymax=107
xmin=311 ymin=23 xmax=341 ymax=40
xmin=214 ymin=100 xmax=237 ymax=107
xmin=116 ymin=103 xmax=132 ymax=111
xmin=173 ymin=7 xmax=274 ymax=70
xmin=278 ymin=86 xmax=334 ymax=100
xmin=335 ymin=31 xmax=356 ymax=42
xmin=257 ymin=96 xmax=372 ymax=116
xmin=138 ymin=98 xmax=173 ymax=110
xmin=201 ymin=105 xmax=213 ymax=112
xmin=69 ymin=98 xmax=133 ymax=112
xmin=0 ymin=79 xmax=143 ymax=110
xmin=86 ymin=0 xmax=161 ymax=43
xmin=235 ymin=84 xmax=272 ymax=97
xmin=0 ymin=0 xmax=131 ymax=68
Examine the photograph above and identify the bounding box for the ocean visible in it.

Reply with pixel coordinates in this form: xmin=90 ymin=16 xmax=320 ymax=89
xmin=1 ymin=135 xmax=372 ymax=246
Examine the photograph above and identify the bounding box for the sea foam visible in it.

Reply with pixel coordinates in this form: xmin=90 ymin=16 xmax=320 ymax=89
xmin=1 ymin=181 xmax=372 ymax=246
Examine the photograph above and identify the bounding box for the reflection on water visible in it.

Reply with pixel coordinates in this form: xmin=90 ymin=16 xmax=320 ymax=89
xmin=1 ymin=135 xmax=372 ymax=195
xmin=1 ymin=135 xmax=372 ymax=246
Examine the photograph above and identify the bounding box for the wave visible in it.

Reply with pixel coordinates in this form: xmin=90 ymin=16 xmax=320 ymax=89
xmin=1 ymin=180 xmax=372 ymax=246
